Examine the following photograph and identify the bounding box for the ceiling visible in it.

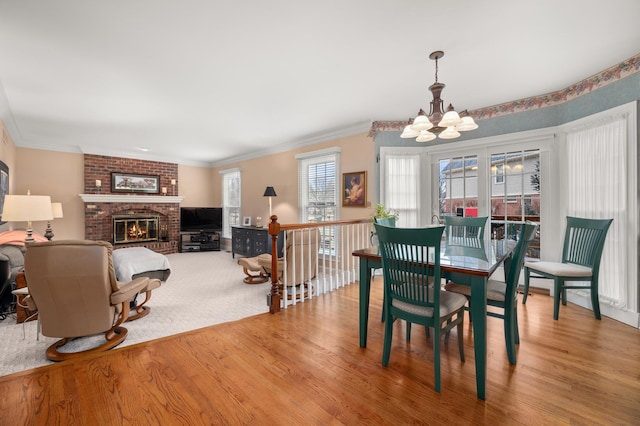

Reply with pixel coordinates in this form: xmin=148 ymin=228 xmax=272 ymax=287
xmin=0 ymin=1 xmax=639 ymax=167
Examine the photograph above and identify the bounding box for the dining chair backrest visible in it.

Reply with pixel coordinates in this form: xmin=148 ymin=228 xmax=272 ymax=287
xmin=562 ymin=217 xmax=613 ymax=274
xmin=374 ymin=224 xmax=445 ymax=314
xmin=502 ymin=222 xmax=538 ymax=306
xmin=374 ymin=216 xmax=396 ymax=227
xmin=444 ymin=215 xmax=488 ymax=258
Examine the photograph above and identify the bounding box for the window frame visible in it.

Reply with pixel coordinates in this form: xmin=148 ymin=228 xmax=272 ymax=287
xmin=219 ymin=168 xmax=241 ymax=239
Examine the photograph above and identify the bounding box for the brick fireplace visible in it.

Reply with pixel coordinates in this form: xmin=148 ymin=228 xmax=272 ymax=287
xmin=82 ymin=155 xmax=181 ymax=255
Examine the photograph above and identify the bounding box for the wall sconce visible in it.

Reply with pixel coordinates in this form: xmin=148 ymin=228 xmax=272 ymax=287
xmin=263 ymin=186 xmax=277 ymax=218
xmin=44 ymin=202 xmax=64 ymax=241
xmin=1 ymin=191 xmax=53 ymax=243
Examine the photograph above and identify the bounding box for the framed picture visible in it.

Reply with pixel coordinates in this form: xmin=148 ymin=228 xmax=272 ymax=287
xmin=342 ymin=171 xmax=367 ymax=207
xmin=243 ymin=216 xmax=252 ymax=226
xmin=111 ymin=173 xmax=160 ymax=194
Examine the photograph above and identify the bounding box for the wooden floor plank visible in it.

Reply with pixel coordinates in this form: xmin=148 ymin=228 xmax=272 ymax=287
xmin=0 ymin=280 xmax=639 ymax=425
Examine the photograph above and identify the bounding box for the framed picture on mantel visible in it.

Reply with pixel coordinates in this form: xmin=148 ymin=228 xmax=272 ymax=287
xmin=111 ymin=173 xmax=160 ymax=194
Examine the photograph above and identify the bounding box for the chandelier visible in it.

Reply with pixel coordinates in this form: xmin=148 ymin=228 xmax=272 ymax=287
xmin=401 ymin=51 xmax=478 ymax=142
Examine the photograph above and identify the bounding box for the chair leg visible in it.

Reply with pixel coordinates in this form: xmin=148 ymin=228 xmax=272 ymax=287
xmin=590 ymin=279 xmax=602 ymax=320
xmin=381 ymin=315 xmax=394 ymax=367
xmin=523 ymin=267 xmax=530 ymax=304
xmin=457 ymin=312 xmax=465 ymax=363
xmin=433 ymin=328 xmax=441 ymax=393
xmin=553 ymin=278 xmax=562 ymax=320
xmin=514 ymin=306 xmax=520 ymax=345
xmin=405 ymin=322 xmax=412 ymax=342
xmin=505 ymin=308 xmax=517 ymax=365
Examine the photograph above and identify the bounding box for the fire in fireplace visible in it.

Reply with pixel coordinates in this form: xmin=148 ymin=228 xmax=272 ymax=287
xmin=113 ymin=215 xmax=160 ymax=245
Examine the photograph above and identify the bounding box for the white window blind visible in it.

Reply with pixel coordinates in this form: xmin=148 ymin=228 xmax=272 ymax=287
xmin=221 ymin=169 xmax=241 ymax=239
xmin=298 ymin=151 xmax=339 ymax=223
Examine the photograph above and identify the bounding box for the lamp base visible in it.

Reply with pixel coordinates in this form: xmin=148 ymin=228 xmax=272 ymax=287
xmin=25 ymin=226 xmax=36 ymax=244
xmin=44 ymin=221 xmax=54 ymax=241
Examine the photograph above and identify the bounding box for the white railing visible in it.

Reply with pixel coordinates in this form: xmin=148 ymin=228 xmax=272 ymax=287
xmin=267 ymin=219 xmax=372 ymax=309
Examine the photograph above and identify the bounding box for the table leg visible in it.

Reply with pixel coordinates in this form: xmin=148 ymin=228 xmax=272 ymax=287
xmin=470 ymin=276 xmax=488 ymax=400
xmin=359 ymin=258 xmax=371 ymax=348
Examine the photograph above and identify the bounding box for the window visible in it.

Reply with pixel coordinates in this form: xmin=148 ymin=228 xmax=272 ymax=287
xmin=220 ymin=168 xmax=241 ymax=239
xmin=382 ymin=153 xmax=420 ymax=227
xmin=490 ymin=149 xmax=541 ymax=257
xmin=297 ymin=148 xmax=340 ymax=255
xmin=438 ymin=155 xmax=478 ymax=218
xmin=494 ymin=164 xmax=505 ymax=184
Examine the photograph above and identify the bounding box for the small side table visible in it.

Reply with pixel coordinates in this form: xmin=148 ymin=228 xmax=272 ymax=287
xmin=14 ymin=272 xmax=37 ymax=324
xmin=12 ymin=285 xmax=40 ymax=340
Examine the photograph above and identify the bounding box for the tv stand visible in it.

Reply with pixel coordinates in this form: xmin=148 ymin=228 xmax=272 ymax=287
xmin=180 ymin=231 xmax=220 ymax=252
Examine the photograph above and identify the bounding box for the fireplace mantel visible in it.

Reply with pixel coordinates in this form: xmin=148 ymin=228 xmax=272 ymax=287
xmin=79 ymin=194 xmax=184 ymax=203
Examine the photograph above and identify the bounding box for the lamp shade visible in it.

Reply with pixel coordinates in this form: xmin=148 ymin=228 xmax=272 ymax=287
xmin=51 ymin=202 xmax=64 ymax=219
xmin=263 ymin=186 xmax=277 ymax=197
xmin=1 ymin=194 xmax=53 ymax=222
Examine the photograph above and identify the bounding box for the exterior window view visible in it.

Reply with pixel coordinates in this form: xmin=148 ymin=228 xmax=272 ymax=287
xmin=438 ymin=150 xmax=541 ymax=259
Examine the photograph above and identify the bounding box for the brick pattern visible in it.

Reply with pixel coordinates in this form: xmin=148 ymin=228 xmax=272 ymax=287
xmin=83 ymin=154 xmax=180 ymax=254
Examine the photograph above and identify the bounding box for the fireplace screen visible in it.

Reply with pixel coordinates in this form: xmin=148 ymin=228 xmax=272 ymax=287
xmin=113 ymin=215 xmax=160 ymax=244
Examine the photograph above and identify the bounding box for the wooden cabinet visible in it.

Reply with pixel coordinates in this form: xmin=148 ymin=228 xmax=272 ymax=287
xmin=231 ymin=226 xmax=268 ymax=258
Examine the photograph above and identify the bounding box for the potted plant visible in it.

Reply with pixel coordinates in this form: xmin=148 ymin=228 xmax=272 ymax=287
xmin=370 ymin=204 xmax=398 ymax=245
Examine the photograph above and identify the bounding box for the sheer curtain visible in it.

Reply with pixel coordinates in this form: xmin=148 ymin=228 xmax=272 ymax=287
xmin=566 ymin=117 xmax=627 ymax=308
xmin=220 ymin=168 xmax=241 ymax=239
xmin=383 ymin=154 xmax=419 ymax=227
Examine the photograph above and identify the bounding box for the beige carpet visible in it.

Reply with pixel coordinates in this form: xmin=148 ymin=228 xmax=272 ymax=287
xmin=0 ymin=250 xmax=272 ymax=377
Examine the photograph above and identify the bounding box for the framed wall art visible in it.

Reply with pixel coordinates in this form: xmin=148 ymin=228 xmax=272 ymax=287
xmin=111 ymin=173 xmax=160 ymax=194
xmin=342 ymin=171 xmax=366 ymax=207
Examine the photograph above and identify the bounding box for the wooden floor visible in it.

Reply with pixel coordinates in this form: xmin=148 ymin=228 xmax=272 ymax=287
xmin=1 ymin=279 xmax=639 ymax=425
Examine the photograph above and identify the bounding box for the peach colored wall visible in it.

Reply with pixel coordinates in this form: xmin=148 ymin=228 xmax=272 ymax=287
xmin=14 ymin=148 xmax=84 ymax=239
xmin=211 ymin=132 xmax=375 ymax=225
xmin=0 ymin=119 xmax=16 ymax=191
xmin=178 ymin=164 xmax=216 ymax=207
xmin=0 ymin=119 xmax=16 ymax=234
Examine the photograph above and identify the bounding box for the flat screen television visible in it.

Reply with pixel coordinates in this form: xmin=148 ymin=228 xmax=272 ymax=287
xmin=180 ymin=207 xmax=223 ymax=232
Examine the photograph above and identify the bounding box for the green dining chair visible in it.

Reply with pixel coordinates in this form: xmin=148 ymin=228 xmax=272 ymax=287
xmin=373 ymin=216 xmax=396 ymax=227
xmin=443 ymin=216 xmax=488 ymax=321
xmin=373 ymin=216 xmax=396 ymax=322
xmin=375 ymin=216 xmax=434 ymax=340
xmin=443 ymin=215 xmax=488 ymax=259
xmin=523 ymin=216 xmax=613 ymax=320
xmin=445 ymin=222 xmax=538 ymax=364
xmin=375 ymin=223 xmax=466 ymax=393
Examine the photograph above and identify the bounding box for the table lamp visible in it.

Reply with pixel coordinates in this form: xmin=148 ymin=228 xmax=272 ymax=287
xmin=263 ymin=186 xmax=277 ymax=218
xmin=1 ymin=191 xmax=53 ymax=243
xmin=44 ymin=202 xmax=64 ymax=240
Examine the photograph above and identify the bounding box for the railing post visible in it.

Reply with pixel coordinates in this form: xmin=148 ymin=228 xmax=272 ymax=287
xmin=268 ymin=215 xmax=282 ymax=313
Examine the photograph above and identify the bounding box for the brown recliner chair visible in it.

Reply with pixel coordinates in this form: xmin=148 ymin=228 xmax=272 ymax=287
xmin=23 ymin=240 xmax=154 ymax=361
xmin=257 ymin=229 xmax=320 ymax=299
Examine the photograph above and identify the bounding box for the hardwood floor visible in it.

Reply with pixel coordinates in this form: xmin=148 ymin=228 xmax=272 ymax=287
xmin=1 ymin=279 xmax=639 ymax=425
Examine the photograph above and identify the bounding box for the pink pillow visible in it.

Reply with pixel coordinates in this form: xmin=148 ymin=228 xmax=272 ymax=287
xmin=0 ymin=230 xmax=47 ymax=246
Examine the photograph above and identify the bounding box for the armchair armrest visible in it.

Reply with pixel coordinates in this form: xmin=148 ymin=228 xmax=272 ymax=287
xmin=111 ymin=277 xmax=149 ymax=305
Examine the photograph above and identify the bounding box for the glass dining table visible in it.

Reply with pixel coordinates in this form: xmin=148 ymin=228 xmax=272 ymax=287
xmin=352 ymin=240 xmax=512 ymax=400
